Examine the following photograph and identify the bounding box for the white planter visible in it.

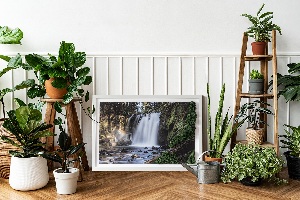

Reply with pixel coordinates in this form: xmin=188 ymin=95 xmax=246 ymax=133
xmin=53 ymin=168 xmax=79 ymax=194
xmin=9 ymin=156 xmax=49 ymax=191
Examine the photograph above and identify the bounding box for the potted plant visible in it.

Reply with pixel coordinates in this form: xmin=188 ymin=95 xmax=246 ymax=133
xmin=249 ymin=69 xmax=264 ymax=94
xmin=236 ymin=100 xmax=273 ymax=145
xmin=43 ymin=118 xmax=85 ymax=194
xmin=221 ymin=144 xmax=286 ymax=186
xmin=241 ymin=3 xmax=282 ymax=55
xmin=279 ymin=124 xmax=300 ymax=180
xmin=206 ymin=83 xmax=245 ymax=162
xmin=0 ymin=27 xmax=35 ymax=179
xmin=0 ymin=99 xmax=53 ymax=191
xmin=24 ymin=41 xmax=93 ymax=114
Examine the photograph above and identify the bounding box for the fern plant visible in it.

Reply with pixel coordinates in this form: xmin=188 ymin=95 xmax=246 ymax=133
xmin=241 ymin=3 xmax=282 ymax=42
xmin=207 ymin=83 xmax=245 ymax=158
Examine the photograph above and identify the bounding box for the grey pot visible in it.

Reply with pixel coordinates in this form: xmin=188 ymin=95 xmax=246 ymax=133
xmin=249 ymin=79 xmax=264 ymax=94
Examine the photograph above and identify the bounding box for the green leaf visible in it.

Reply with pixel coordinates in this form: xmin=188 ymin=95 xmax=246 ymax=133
xmin=54 ymin=117 xmax=62 ymax=125
xmin=0 ymin=26 xmax=23 ymax=44
xmin=0 ymin=54 xmax=11 ymax=62
xmin=58 ymin=131 xmax=71 ymax=151
xmin=76 ymin=67 xmax=90 ymax=78
xmin=83 ymin=76 xmax=92 ymax=85
xmin=69 ymin=143 xmax=85 ymax=156
xmin=54 ymin=101 xmax=63 ymax=113
xmin=14 ymin=79 xmax=35 ymax=90
xmin=62 ymin=92 xmax=73 ymax=104
xmin=7 ymin=54 xmax=22 ymax=68
xmin=51 ymin=77 xmax=68 ymax=89
xmin=85 ymin=91 xmax=89 ymax=102
xmin=27 ymin=85 xmax=46 ymax=99
xmin=14 ymin=98 xmax=26 ymax=107
xmin=15 ymin=106 xmax=30 ymax=128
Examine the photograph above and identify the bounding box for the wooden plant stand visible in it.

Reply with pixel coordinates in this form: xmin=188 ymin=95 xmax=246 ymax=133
xmin=41 ymin=98 xmax=89 ymax=171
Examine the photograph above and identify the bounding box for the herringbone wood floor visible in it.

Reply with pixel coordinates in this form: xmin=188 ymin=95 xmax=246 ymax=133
xmin=0 ymin=169 xmax=299 ymax=200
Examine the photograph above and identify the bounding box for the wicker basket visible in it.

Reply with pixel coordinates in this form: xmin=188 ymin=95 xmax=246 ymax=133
xmin=0 ymin=119 xmax=19 ymax=179
xmin=246 ymin=128 xmax=264 ymax=145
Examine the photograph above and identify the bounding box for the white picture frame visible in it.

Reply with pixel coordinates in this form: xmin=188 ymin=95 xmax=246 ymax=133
xmin=92 ymin=95 xmax=202 ymax=171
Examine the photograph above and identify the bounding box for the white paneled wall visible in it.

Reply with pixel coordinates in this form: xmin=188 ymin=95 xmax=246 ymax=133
xmin=1 ymin=54 xmax=299 ymax=163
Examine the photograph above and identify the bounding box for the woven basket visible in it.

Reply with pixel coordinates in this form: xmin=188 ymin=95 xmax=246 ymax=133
xmin=246 ymin=128 xmax=264 ymax=145
xmin=0 ymin=119 xmax=19 ymax=179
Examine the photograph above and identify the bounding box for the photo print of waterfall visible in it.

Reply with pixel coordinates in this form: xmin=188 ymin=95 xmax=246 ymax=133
xmin=98 ymin=101 xmax=197 ymax=165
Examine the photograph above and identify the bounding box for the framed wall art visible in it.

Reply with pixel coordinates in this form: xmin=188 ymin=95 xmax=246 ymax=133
xmin=92 ymin=95 xmax=202 ymax=171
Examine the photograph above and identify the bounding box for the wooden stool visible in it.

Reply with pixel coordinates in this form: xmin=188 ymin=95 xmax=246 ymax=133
xmin=41 ymin=98 xmax=89 ymax=171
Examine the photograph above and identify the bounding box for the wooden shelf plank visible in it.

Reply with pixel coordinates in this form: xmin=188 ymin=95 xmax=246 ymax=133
xmin=245 ymin=55 xmax=273 ymax=61
xmin=235 ymin=140 xmax=275 ymax=148
xmin=239 ymin=93 xmax=274 ymax=98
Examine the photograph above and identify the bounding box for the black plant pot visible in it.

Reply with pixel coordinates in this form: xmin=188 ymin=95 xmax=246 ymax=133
xmin=240 ymin=177 xmax=263 ymax=186
xmin=284 ymin=151 xmax=300 ymax=180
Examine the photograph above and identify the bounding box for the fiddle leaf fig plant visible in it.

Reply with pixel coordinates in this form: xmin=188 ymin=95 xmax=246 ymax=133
xmin=24 ymin=41 xmax=92 ymax=104
xmin=241 ymin=3 xmax=282 ymax=42
xmin=0 ymin=98 xmax=53 ymax=158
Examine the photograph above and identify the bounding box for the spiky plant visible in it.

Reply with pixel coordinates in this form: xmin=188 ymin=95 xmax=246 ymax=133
xmin=207 ymin=83 xmax=245 ymax=158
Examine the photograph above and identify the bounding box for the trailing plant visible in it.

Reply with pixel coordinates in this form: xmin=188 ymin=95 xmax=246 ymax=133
xmin=0 ymin=26 xmax=23 ymax=44
xmin=24 ymin=41 xmax=94 ymax=117
xmin=241 ymin=3 xmax=282 ymax=42
xmin=0 ymin=99 xmax=53 ymax=158
xmin=250 ymin=69 xmax=263 ymax=79
xmin=43 ymin=118 xmax=85 ymax=173
xmin=236 ymin=100 xmax=273 ymax=130
xmin=269 ymin=63 xmax=300 ymax=102
xmin=221 ymin=144 xmax=286 ymax=185
xmin=207 ymin=83 xmax=246 ymax=158
xmin=279 ymin=124 xmax=300 ymax=157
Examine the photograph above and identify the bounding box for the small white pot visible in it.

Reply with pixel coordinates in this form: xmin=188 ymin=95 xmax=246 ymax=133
xmin=9 ymin=156 xmax=49 ymax=191
xmin=53 ymin=168 xmax=79 ymax=194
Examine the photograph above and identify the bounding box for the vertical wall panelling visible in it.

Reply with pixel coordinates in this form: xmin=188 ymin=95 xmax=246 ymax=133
xmin=3 ymin=53 xmax=300 ymax=163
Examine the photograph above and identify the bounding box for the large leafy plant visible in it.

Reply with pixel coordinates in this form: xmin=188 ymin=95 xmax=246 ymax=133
xmin=207 ymin=83 xmax=245 ymax=158
xmin=236 ymin=100 xmax=273 ymax=130
xmin=0 ymin=99 xmax=53 ymax=158
xmin=270 ymin=63 xmax=300 ymax=102
xmin=24 ymin=41 xmax=92 ymax=105
xmin=279 ymin=124 xmax=300 ymax=157
xmin=43 ymin=119 xmax=85 ymax=173
xmin=221 ymin=144 xmax=286 ymax=184
xmin=241 ymin=3 xmax=282 ymax=42
xmin=0 ymin=26 xmax=23 ymax=44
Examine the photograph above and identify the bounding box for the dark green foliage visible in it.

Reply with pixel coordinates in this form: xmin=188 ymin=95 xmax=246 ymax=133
xmin=269 ymin=63 xmax=300 ymax=102
xmin=0 ymin=99 xmax=53 ymax=158
xmin=24 ymin=41 xmax=92 ymax=105
xmin=221 ymin=144 xmax=286 ymax=185
xmin=250 ymin=69 xmax=264 ymax=79
xmin=168 ymin=102 xmax=196 ymax=148
xmin=279 ymin=124 xmax=300 ymax=157
xmin=154 ymin=152 xmax=178 ymax=164
xmin=241 ymin=3 xmax=282 ymax=42
xmin=236 ymin=100 xmax=273 ymax=130
xmin=43 ymin=119 xmax=85 ymax=173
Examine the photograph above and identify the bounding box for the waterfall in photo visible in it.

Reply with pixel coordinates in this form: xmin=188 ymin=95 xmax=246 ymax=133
xmin=132 ymin=113 xmax=160 ymax=147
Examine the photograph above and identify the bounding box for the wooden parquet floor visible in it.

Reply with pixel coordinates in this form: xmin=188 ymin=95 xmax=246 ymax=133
xmin=1 ymin=169 xmax=300 ymax=200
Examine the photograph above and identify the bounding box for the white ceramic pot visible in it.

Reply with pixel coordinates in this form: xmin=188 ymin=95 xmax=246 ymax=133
xmin=9 ymin=156 xmax=49 ymax=191
xmin=53 ymin=168 xmax=79 ymax=194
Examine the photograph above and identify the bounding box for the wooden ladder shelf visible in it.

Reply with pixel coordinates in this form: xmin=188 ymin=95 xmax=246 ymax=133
xmin=231 ymin=30 xmax=279 ymax=154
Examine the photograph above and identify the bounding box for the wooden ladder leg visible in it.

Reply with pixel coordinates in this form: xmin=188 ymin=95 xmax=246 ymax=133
xmin=43 ymin=102 xmax=56 ymax=170
xmin=231 ymin=32 xmax=248 ymax=150
xmin=66 ymin=102 xmax=89 ymax=171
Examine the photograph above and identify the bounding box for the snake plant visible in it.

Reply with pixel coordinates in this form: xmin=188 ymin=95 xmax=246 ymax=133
xmin=207 ymin=83 xmax=246 ymax=158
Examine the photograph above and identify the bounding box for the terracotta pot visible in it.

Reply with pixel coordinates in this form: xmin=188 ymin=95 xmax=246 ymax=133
xmin=251 ymin=42 xmax=267 ymax=55
xmin=45 ymin=78 xmax=67 ymax=99
xmin=204 ymin=155 xmax=222 ymax=164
